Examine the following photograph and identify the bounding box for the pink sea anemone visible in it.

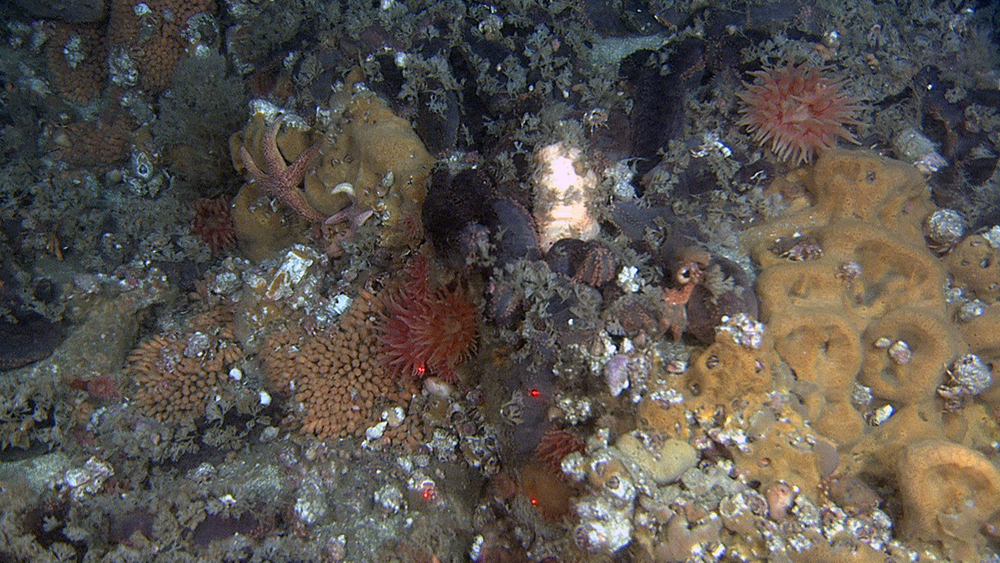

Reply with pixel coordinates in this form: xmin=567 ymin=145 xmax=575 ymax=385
xmin=737 ymin=62 xmax=862 ymax=165
xmin=379 ymin=254 xmax=478 ymax=382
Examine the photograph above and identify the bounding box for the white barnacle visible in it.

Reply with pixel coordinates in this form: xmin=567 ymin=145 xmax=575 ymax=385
xmin=867 ymin=404 xmax=894 ymax=426
xmin=380 ymin=171 xmax=395 ymax=190
xmin=887 ymin=340 xmax=912 ymax=365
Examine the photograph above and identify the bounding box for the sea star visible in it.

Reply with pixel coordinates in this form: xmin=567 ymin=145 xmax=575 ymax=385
xmin=322 ymin=196 xmax=375 ymax=258
xmin=239 ymin=116 xmax=326 ymax=223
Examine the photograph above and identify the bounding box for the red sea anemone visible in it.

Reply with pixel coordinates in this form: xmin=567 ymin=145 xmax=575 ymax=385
xmin=535 ymin=427 xmax=586 ymax=475
xmin=379 ymin=254 xmax=478 ymax=382
xmin=191 ymin=197 xmax=236 ymax=252
xmin=737 ymin=62 xmax=862 ymax=165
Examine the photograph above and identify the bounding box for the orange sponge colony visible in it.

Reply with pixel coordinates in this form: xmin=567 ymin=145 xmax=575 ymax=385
xmin=261 ymin=294 xmax=417 ymax=440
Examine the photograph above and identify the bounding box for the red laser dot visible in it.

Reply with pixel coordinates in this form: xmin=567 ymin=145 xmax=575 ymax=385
xmin=531 ymin=497 xmax=538 ymax=505
xmin=417 ymin=364 xmax=426 ymax=376
xmin=529 ymin=389 xmax=540 ymax=398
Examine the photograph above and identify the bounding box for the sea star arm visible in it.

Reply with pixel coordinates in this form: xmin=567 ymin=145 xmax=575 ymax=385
xmin=287 ymin=143 xmax=322 ymax=189
xmin=239 ymin=146 xmax=267 ymax=182
xmin=238 ymin=117 xmax=328 ymax=223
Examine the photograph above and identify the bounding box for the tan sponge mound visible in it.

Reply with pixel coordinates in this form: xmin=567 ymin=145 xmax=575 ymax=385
xmin=743 ymin=149 xmax=1000 ymax=559
xmin=230 ymin=80 xmax=434 ymax=260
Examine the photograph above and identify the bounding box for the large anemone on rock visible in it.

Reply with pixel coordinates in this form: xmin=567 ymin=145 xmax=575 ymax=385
xmin=737 ymin=62 xmax=862 ymax=165
xmin=378 ymin=253 xmax=478 ymax=383
xmin=531 ymin=142 xmax=601 ymax=252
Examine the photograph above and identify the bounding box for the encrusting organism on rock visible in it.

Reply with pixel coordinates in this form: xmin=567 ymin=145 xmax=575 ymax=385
xmin=45 ymin=21 xmax=107 ymax=104
xmin=51 ymin=108 xmax=137 ymax=170
xmin=944 ymin=232 xmax=1000 ymax=304
xmin=379 ymin=253 xmax=478 ymax=382
xmin=191 ymin=197 xmax=236 ymax=252
xmin=898 ymin=439 xmax=1000 ymax=560
xmin=535 ymin=427 xmax=586 ymax=475
xmin=106 ymin=0 xmax=217 ymax=95
xmin=45 ymin=0 xmax=216 ymax=101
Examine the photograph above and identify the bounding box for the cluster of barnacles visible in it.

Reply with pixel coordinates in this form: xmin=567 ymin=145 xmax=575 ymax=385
xmin=937 ymin=353 xmax=992 ymax=412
